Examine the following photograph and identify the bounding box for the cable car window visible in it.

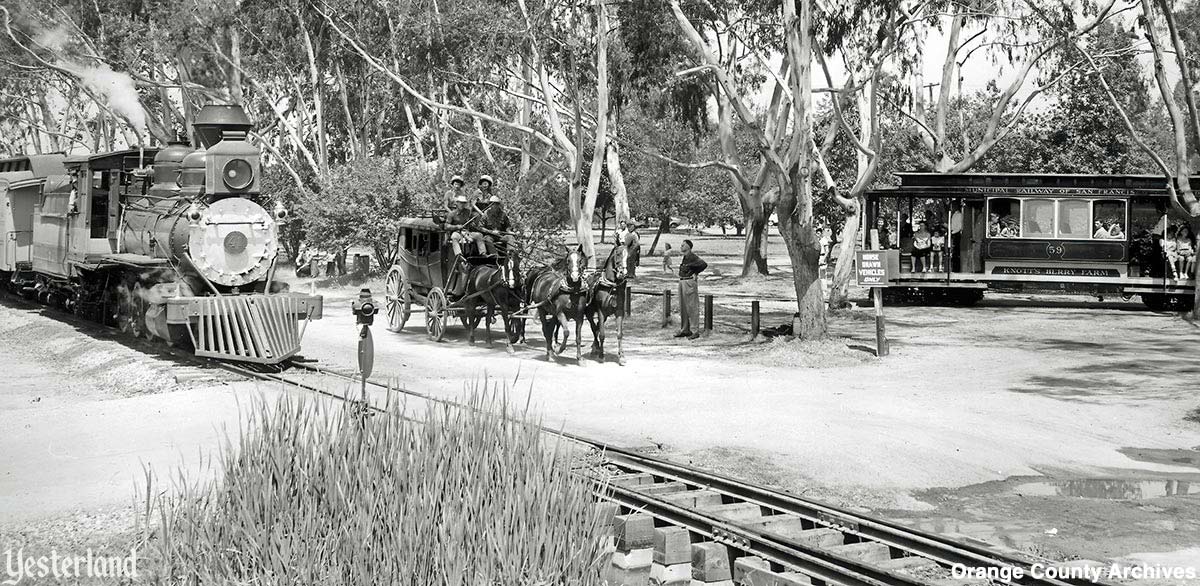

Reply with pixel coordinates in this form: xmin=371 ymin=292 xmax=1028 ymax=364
xmin=1057 ymin=200 xmax=1090 ymax=238
xmin=1022 ymin=199 xmax=1055 ymax=238
xmin=988 ymin=198 xmax=1020 ymax=238
xmin=1129 ymin=199 xmax=1166 ymax=238
xmin=1092 ymin=200 xmax=1126 ymax=239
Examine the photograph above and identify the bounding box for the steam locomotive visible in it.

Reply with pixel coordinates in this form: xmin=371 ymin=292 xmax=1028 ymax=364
xmin=0 ymin=104 xmax=323 ymax=364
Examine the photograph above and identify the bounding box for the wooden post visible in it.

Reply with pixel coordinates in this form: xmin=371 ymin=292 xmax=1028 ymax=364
xmin=703 ymin=294 xmax=713 ymax=331
xmin=624 ymin=287 xmax=633 ymax=316
xmin=873 ymin=287 xmax=888 ymax=357
xmin=750 ymin=300 xmax=760 ymax=340
xmin=662 ymin=288 xmax=672 ymax=328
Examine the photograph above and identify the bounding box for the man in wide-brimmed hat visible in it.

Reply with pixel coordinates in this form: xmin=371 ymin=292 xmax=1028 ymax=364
xmin=442 ymin=174 xmax=466 ymax=212
xmin=623 ymin=219 xmax=642 ymax=279
xmin=443 ymin=194 xmax=486 ymax=296
xmin=480 ymin=193 xmax=515 ymax=255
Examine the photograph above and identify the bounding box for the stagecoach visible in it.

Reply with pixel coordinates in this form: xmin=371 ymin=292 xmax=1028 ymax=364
xmin=864 ymin=173 xmax=1197 ymax=310
xmin=382 ymin=215 xmax=522 ymax=342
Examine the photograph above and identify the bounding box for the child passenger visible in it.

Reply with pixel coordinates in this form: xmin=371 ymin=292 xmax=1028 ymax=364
xmin=1177 ymin=225 xmax=1196 ymax=279
xmin=931 ymin=227 xmax=947 ymax=272
xmin=1164 ymin=225 xmax=1180 ymax=279
xmin=662 ymin=242 xmax=676 ymax=272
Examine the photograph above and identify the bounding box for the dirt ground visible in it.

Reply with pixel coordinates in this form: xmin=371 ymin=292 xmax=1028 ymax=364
xmin=2 ymin=228 xmax=1199 ymax=580
xmin=296 ymin=230 xmax=1200 ymax=573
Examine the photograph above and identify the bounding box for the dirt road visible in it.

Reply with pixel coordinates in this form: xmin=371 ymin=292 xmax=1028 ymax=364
xmin=299 ymin=278 xmax=1200 ymax=564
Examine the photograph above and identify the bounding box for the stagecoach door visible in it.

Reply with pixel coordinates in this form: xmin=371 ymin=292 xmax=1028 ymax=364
xmin=959 ymin=200 xmax=986 ymax=273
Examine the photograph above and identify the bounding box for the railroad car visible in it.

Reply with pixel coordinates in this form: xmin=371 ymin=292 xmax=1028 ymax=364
xmin=864 ymin=173 xmax=1197 ymax=310
xmin=0 ymin=104 xmax=322 ymax=363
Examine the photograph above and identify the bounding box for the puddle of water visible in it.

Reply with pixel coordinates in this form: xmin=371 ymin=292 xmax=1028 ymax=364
xmin=893 ymin=518 xmax=1041 ymax=550
xmin=1010 ymin=479 xmax=1200 ymax=500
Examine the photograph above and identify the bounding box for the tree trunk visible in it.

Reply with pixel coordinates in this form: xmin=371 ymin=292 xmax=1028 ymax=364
xmin=779 ymin=208 xmax=827 ymax=338
xmin=403 ymin=100 xmax=426 ymax=161
xmin=335 ymin=63 xmax=358 ymax=160
xmin=647 ymin=214 xmax=669 ymax=256
xmin=741 ymin=208 xmax=770 ymax=276
xmin=606 ymin=108 xmax=630 ymax=222
xmin=827 ymin=200 xmax=862 ymax=309
xmin=780 ymin=0 xmax=827 ymax=339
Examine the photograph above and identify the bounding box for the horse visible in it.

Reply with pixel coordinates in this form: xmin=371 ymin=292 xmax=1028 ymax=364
xmin=584 ymin=242 xmax=629 ymax=365
xmin=461 ymin=251 xmax=523 ymax=353
xmin=523 ymin=246 xmax=588 ymax=362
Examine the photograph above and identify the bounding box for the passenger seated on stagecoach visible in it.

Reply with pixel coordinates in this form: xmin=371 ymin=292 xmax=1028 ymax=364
xmin=480 ymin=193 xmax=514 ymax=256
xmin=443 ymin=175 xmax=467 ymax=212
xmin=445 ymin=195 xmax=486 ymax=258
xmin=1107 ymin=220 xmax=1125 ymax=239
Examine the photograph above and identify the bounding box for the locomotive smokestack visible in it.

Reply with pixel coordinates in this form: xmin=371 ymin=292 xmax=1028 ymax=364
xmin=191 ymin=104 xmax=253 ymax=149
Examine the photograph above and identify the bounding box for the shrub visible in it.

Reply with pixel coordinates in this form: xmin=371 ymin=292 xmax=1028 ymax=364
xmin=144 ymin=388 xmax=608 ymax=585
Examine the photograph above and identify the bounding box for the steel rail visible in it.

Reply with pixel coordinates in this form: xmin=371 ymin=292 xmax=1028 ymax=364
xmin=595 ymin=447 xmax=1100 ymax=586
xmin=288 ymin=362 xmax=1107 ymax=586
xmin=0 ymin=295 xmax=1106 ymax=586
xmin=603 ymin=481 xmax=927 ymax=586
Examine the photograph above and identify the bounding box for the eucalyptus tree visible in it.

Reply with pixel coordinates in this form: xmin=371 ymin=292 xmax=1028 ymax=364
xmin=321 ymin=0 xmax=621 ymax=263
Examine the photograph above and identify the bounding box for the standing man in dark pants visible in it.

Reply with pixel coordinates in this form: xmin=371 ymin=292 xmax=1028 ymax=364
xmin=624 ymin=221 xmax=641 ymax=279
xmin=676 ymin=239 xmax=707 ymax=340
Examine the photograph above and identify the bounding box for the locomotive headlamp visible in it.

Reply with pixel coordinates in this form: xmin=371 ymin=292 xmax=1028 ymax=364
xmin=273 ymin=201 xmax=289 ymax=222
xmin=222 ymin=158 xmax=255 ymax=190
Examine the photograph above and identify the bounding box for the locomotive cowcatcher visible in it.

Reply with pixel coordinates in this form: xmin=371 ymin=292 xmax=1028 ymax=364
xmin=0 ymin=104 xmax=323 ymax=364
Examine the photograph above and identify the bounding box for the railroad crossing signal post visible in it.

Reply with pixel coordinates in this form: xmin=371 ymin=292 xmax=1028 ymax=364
xmin=855 ymin=250 xmax=898 ymax=357
xmin=352 ymin=288 xmax=379 ymax=403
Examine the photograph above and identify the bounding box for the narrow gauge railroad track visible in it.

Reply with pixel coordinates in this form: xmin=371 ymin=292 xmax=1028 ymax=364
xmin=3 ymin=294 xmax=1110 ymax=586
xmin=232 ymin=360 xmax=1111 ymax=586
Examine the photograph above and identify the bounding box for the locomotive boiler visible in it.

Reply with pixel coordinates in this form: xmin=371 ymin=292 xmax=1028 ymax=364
xmin=1 ymin=104 xmax=322 ymax=364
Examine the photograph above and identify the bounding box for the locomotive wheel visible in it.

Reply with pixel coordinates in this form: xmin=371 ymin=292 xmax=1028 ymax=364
xmin=384 ymin=266 xmax=412 ymax=332
xmin=425 ymin=287 xmax=448 ymax=342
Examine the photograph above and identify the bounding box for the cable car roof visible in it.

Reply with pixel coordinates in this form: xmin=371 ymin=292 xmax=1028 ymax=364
xmin=868 ymin=172 xmax=1199 ymax=197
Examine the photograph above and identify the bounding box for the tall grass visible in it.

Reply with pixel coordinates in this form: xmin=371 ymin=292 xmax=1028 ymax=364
xmin=143 ymin=386 xmax=608 ymax=585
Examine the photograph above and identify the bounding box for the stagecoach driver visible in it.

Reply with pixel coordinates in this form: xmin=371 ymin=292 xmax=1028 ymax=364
xmin=443 ymin=175 xmax=466 ymax=211
xmin=480 ymin=193 xmax=515 ymax=255
xmin=446 ymin=195 xmax=486 ymax=258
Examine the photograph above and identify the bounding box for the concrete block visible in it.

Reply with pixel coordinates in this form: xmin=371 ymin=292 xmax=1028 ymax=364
xmin=697 ymin=502 xmax=763 ymax=522
xmin=614 ymin=548 xmax=654 ymax=569
xmin=827 ymin=541 xmax=891 ymax=563
xmin=733 ymin=556 xmax=813 ymax=585
xmin=614 ymin=513 xmax=656 ymax=551
xmin=654 ymin=526 xmax=693 ymax=565
xmin=604 ymin=562 xmax=652 ymax=586
xmin=662 ymin=489 xmax=724 ymax=509
xmin=877 ymin=556 xmax=938 ymax=572
xmin=642 ymin=481 xmax=689 ymax=496
xmin=769 ymin=526 xmax=844 ymax=549
xmin=650 ymin=562 xmax=692 ymax=585
xmin=691 ymin=542 xmax=733 ymax=583
xmin=611 ymin=472 xmax=656 ymax=487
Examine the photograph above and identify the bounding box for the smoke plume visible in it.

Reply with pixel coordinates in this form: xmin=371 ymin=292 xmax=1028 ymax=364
xmin=63 ymin=61 xmax=148 ymax=138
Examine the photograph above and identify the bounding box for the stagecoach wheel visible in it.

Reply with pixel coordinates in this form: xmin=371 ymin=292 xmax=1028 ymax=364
xmin=385 ymin=266 xmax=412 ymax=332
xmin=425 ymin=287 xmax=448 ymax=342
